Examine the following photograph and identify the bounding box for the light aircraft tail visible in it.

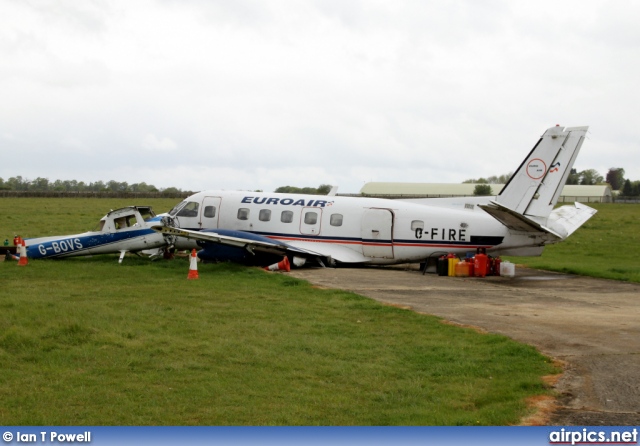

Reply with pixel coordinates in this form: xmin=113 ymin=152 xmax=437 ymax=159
xmin=479 ymin=125 xmax=597 ymax=240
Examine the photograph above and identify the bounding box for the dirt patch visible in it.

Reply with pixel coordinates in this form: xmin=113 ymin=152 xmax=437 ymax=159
xmin=290 ymin=265 xmax=640 ymax=425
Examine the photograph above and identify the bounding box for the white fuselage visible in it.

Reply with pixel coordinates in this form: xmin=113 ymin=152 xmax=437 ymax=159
xmin=169 ymin=190 xmax=550 ymax=264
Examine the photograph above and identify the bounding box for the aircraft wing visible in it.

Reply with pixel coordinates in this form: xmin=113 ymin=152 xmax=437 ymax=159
xmin=152 ymin=226 xmax=373 ymax=265
xmin=151 ymin=226 xmax=325 ymax=258
xmin=285 ymin=240 xmax=372 ymax=263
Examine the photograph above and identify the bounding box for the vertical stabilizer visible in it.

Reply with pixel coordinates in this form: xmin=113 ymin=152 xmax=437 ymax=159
xmin=479 ymin=125 xmax=595 ymax=239
xmin=494 ymin=125 xmax=588 ymax=221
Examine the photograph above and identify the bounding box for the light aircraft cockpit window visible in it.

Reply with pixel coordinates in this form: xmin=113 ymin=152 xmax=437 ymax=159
xmin=115 ymin=214 xmax=138 ymax=230
xmin=204 ymin=206 xmax=216 ymax=218
xmin=281 ymin=210 xmax=293 ymax=223
xmin=304 ymin=212 xmax=318 ymax=225
xmin=237 ymin=208 xmax=250 ymax=220
xmin=411 ymin=220 xmax=424 ymax=231
xmin=330 ymin=214 xmax=343 ymax=226
xmin=259 ymin=209 xmax=271 ymax=222
xmin=176 ymin=202 xmax=199 ymax=217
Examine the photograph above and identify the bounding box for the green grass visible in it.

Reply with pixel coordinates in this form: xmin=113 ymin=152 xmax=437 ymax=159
xmin=0 ymin=198 xmax=559 ymax=425
xmin=505 ymin=203 xmax=640 ymax=283
xmin=0 ymin=257 xmax=556 ymax=425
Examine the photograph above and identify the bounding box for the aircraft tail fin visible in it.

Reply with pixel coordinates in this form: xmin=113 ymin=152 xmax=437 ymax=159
xmin=479 ymin=125 xmax=594 ymax=239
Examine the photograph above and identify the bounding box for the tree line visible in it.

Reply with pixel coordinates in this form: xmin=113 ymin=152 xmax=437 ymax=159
xmin=0 ymin=176 xmax=193 ymax=196
xmin=464 ymin=168 xmax=640 ymax=198
xmin=3 ymin=170 xmax=639 ymax=198
xmin=274 ymin=184 xmax=333 ymax=195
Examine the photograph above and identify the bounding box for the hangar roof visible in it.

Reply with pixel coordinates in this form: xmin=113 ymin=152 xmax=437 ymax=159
xmin=359 ymin=183 xmax=612 ymax=198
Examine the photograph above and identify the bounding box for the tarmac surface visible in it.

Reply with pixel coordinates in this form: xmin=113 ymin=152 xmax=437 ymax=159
xmin=289 ymin=265 xmax=640 ymax=425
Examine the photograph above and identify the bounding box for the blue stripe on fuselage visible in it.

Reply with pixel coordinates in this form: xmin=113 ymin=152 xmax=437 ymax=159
xmin=27 ymin=229 xmax=156 ymax=258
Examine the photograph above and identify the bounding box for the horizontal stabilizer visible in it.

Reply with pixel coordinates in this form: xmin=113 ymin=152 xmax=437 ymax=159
xmin=479 ymin=201 xmax=597 ymax=240
xmin=478 ymin=201 xmax=563 ymax=237
xmin=546 ymin=202 xmax=597 ymax=239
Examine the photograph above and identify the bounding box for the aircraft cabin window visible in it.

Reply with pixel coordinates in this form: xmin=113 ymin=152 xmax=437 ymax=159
xmin=126 ymin=215 xmax=138 ymax=227
xmin=237 ymin=208 xmax=250 ymax=220
xmin=176 ymin=202 xmax=199 ymax=217
xmin=204 ymin=206 xmax=216 ymax=218
xmin=304 ymin=212 xmax=318 ymax=225
xmin=330 ymin=214 xmax=343 ymax=226
xmin=411 ymin=220 xmax=424 ymax=230
xmin=259 ymin=209 xmax=271 ymax=222
xmin=281 ymin=210 xmax=293 ymax=223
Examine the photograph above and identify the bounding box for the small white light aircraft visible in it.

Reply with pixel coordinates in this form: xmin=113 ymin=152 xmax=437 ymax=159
xmin=153 ymin=125 xmax=597 ymax=269
xmin=23 ymin=206 xmax=174 ymax=263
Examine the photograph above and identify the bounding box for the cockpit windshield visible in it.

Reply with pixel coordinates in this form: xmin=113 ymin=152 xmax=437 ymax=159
xmin=169 ymin=201 xmax=187 ymax=216
xmin=137 ymin=206 xmax=156 ymax=221
xmin=94 ymin=219 xmax=106 ymax=232
xmin=173 ymin=201 xmax=199 ymax=217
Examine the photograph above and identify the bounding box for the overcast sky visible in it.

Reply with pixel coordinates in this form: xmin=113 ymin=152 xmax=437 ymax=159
xmin=1 ymin=0 xmax=639 ymax=193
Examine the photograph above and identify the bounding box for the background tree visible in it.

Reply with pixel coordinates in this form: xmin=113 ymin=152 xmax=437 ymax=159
xmin=161 ymin=187 xmax=181 ymax=196
xmin=130 ymin=182 xmax=159 ymax=193
xmin=0 ymin=176 xmax=184 ymax=194
xmin=565 ymin=168 xmax=580 ymax=185
xmin=274 ymin=185 xmax=332 ymax=195
xmin=606 ymin=168 xmax=625 ymax=190
xmin=463 ymin=177 xmax=488 ymax=184
xmin=316 ymin=184 xmax=333 ymax=195
xmin=463 ymin=172 xmax=511 ymax=184
xmin=578 ymin=169 xmax=604 ymax=185
xmin=620 ymin=179 xmax=640 ymax=197
xmin=89 ymin=181 xmax=106 ymax=192
xmin=6 ymin=176 xmax=29 ymax=190
xmin=473 ymin=184 xmax=493 ymax=196
xmin=31 ymin=177 xmax=50 ymax=191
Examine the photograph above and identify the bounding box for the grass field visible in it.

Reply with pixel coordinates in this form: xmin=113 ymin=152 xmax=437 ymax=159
xmin=1 ymin=197 xmax=180 ymax=239
xmin=504 ymin=203 xmax=640 ymax=283
xmin=0 ymin=198 xmax=561 ymax=425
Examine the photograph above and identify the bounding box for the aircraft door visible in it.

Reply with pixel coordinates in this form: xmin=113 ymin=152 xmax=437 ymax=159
xmin=200 ymin=196 xmax=221 ymax=229
xmin=361 ymin=208 xmax=394 ymax=259
xmin=300 ymin=207 xmax=322 ymax=236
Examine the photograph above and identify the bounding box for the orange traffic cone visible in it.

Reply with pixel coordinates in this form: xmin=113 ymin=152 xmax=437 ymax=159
xmin=264 ymin=256 xmax=290 ymax=272
xmin=187 ymin=249 xmax=199 ymax=279
xmin=17 ymin=240 xmax=28 ymax=266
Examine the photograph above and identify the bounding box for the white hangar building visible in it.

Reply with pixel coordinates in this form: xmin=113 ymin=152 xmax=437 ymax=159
xmin=357 ymin=183 xmax=613 ymax=203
